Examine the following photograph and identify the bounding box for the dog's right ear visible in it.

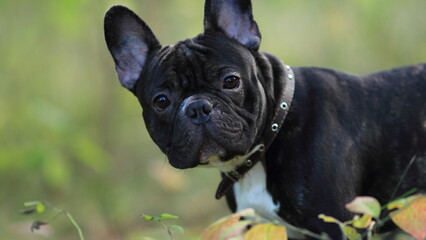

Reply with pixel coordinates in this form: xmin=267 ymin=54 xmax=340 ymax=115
xmin=104 ymin=5 xmax=161 ymax=91
xmin=204 ymin=0 xmax=261 ymax=50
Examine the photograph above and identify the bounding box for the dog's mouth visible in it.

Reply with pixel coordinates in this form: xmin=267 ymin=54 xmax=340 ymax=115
xmin=167 ymin=138 xmax=229 ymax=169
xmin=198 ymin=140 xmax=227 ymax=165
xmin=196 ymin=140 xmax=254 ymax=172
xmin=167 ymin=120 xmax=257 ymax=169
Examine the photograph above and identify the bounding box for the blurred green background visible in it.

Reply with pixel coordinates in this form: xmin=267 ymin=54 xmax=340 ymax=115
xmin=0 ymin=0 xmax=425 ymax=239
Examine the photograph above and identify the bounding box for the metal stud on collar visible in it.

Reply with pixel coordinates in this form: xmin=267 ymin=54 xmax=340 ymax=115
xmin=231 ymin=171 xmax=241 ymax=179
xmin=285 ymin=65 xmax=294 ymax=80
xmin=280 ymin=102 xmax=288 ymax=110
xmin=271 ymin=123 xmax=279 ymax=131
xmin=245 ymin=159 xmax=253 ymax=167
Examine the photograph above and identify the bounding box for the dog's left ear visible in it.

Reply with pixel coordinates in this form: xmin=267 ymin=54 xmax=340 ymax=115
xmin=204 ymin=0 xmax=261 ymax=50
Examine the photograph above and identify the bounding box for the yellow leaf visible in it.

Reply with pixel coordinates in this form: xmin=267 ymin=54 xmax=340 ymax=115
xmin=343 ymin=226 xmax=362 ymax=240
xmin=352 ymin=214 xmax=373 ymax=229
xmin=318 ymin=214 xmax=341 ymax=224
xmin=388 ymin=198 xmax=408 ymax=210
xmin=388 ymin=194 xmax=426 ymax=240
xmin=244 ymin=223 xmax=287 ymax=240
xmin=201 ymin=209 xmax=255 ymax=240
xmin=217 ymin=220 xmax=252 ymax=240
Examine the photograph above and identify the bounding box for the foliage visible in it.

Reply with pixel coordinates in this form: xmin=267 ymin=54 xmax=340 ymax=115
xmin=201 ymin=208 xmax=289 ymax=240
xmin=245 ymin=223 xmax=288 ymax=240
xmin=387 ymin=195 xmax=426 ymax=240
xmin=319 ymin=194 xmax=426 ymax=240
xmin=21 ymin=201 xmax=85 ymax=240
xmin=142 ymin=213 xmax=184 ymax=240
xmin=23 ymin=201 xmax=188 ymax=240
xmin=201 ymin=194 xmax=426 ymax=240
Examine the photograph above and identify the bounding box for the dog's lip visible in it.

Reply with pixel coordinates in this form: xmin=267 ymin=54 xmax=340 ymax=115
xmin=198 ymin=143 xmax=244 ymax=165
xmin=199 ymin=152 xmax=221 ymax=164
xmin=199 ymin=155 xmax=209 ymax=164
xmin=198 ymin=142 xmax=226 ymax=165
xmin=169 ymin=157 xmax=199 ymax=169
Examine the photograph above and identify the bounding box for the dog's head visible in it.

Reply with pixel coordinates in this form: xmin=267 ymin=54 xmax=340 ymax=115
xmin=104 ymin=0 xmax=270 ymax=170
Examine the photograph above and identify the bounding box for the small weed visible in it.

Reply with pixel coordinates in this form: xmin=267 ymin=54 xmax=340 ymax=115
xmin=142 ymin=213 xmax=184 ymax=240
xmin=20 ymin=200 xmax=85 ymax=240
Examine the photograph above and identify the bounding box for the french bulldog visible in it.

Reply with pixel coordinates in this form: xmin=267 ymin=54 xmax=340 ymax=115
xmin=104 ymin=0 xmax=426 ymax=238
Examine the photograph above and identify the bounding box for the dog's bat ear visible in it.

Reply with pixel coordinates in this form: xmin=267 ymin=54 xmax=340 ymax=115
xmin=203 ymin=0 xmax=261 ymax=50
xmin=104 ymin=5 xmax=161 ymax=91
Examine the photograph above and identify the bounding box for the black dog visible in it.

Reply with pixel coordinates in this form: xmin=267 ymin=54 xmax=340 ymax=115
xmin=104 ymin=0 xmax=426 ymax=238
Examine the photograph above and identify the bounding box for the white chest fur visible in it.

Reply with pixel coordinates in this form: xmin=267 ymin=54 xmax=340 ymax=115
xmin=233 ymin=162 xmax=304 ymax=239
xmin=233 ymin=162 xmax=280 ymax=217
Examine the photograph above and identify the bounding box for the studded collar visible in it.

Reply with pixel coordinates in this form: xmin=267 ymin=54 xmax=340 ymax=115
xmin=215 ymin=64 xmax=295 ymax=199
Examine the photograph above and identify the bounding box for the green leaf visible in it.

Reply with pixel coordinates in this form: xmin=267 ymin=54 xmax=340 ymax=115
xmin=169 ymin=225 xmax=184 ymax=234
xmin=158 ymin=213 xmax=179 ymax=220
xmin=142 ymin=214 xmax=155 ymax=221
xmin=36 ymin=202 xmax=46 ymax=213
xmin=24 ymin=201 xmax=41 ymax=207
xmin=345 ymin=196 xmax=381 ymax=219
xmin=142 ymin=213 xmax=179 ymax=221
xmin=318 ymin=214 xmax=341 ymax=224
xmin=23 ymin=201 xmax=46 ymax=214
xmin=343 ymin=226 xmax=362 ymax=240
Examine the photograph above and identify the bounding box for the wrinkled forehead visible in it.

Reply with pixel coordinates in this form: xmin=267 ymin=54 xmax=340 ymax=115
xmin=141 ymin=34 xmax=255 ymax=87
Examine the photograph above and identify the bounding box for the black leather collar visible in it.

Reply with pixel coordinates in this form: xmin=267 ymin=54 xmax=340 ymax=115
xmin=215 ymin=64 xmax=295 ymax=199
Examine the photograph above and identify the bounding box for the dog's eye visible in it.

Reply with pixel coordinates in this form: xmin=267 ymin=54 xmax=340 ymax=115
xmin=153 ymin=95 xmax=171 ymax=110
xmin=223 ymin=75 xmax=240 ymax=89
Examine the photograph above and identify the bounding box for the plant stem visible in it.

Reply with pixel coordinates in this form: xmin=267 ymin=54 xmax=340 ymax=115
xmin=280 ymin=222 xmax=331 ymax=240
xmin=160 ymin=221 xmax=174 ymax=240
xmin=65 ymin=211 xmax=85 ymax=240
xmin=338 ymin=224 xmax=347 ymax=240
xmin=366 ymin=221 xmax=375 ymax=240
xmin=389 ymin=155 xmax=417 ymax=202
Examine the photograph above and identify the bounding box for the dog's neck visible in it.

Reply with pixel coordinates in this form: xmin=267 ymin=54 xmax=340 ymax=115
xmin=214 ymin=53 xmax=296 ymax=199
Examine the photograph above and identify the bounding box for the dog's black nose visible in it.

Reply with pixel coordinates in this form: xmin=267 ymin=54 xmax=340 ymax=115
xmin=185 ymin=99 xmax=213 ymax=124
